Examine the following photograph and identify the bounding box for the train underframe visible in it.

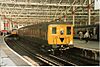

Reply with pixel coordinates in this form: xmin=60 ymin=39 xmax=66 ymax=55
xmin=45 ymin=44 xmax=74 ymax=55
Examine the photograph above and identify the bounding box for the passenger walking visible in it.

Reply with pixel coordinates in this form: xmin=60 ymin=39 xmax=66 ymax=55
xmin=84 ymin=31 xmax=90 ymax=43
xmin=89 ymin=30 xmax=93 ymax=38
xmin=79 ymin=31 xmax=83 ymax=40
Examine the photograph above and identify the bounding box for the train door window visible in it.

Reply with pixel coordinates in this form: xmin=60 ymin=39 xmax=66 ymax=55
xmin=52 ymin=27 xmax=56 ymax=34
xmin=66 ymin=27 xmax=71 ymax=35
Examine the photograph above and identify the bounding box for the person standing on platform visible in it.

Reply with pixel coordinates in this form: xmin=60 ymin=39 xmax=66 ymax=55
xmin=79 ymin=31 xmax=83 ymax=40
xmin=84 ymin=31 xmax=90 ymax=43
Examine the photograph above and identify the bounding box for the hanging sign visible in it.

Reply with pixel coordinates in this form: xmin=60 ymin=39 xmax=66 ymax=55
xmin=94 ymin=0 xmax=100 ymax=10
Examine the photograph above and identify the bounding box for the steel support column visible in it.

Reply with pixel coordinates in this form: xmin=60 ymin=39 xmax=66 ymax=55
xmin=72 ymin=6 xmax=75 ymax=26
xmin=88 ymin=0 xmax=91 ymax=25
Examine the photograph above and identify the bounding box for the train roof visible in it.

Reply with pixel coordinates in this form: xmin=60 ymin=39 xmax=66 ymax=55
xmin=19 ymin=22 xmax=73 ymax=29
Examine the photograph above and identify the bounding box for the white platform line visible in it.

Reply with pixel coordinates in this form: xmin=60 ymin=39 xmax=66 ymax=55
xmin=3 ymin=37 xmax=33 ymax=66
xmin=75 ymin=44 xmax=100 ymax=52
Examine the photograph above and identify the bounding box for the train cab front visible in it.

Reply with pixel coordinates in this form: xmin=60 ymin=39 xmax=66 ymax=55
xmin=48 ymin=24 xmax=74 ymax=50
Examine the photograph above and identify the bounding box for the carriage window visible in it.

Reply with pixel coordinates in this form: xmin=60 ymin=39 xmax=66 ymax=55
xmin=67 ymin=27 xmax=71 ymax=35
xmin=52 ymin=27 xmax=56 ymax=34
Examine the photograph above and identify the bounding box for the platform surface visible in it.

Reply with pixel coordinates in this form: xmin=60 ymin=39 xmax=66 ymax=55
xmin=74 ymin=39 xmax=99 ymax=51
xmin=0 ymin=36 xmax=31 ymax=66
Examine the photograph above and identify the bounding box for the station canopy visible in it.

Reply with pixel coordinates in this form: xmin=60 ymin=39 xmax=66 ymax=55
xmin=0 ymin=0 xmax=99 ymax=25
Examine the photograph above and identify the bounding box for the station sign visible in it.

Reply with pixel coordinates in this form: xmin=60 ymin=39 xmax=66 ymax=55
xmin=94 ymin=0 xmax=100 ymax=10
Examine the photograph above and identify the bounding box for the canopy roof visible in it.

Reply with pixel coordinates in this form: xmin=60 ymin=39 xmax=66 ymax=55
xmin=0 ymin=0 xmax=99 ymax=25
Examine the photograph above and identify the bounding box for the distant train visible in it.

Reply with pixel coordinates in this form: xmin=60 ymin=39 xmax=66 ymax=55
xmin=11 ymin=29 xmax=18 ymax=35
xmin=8 ymin=29 xmax=19 ymax=39
xmin=18 ymin=22 xmax=74 ymax=50
xmin=74 ymin=24 xmax=99 ymax=41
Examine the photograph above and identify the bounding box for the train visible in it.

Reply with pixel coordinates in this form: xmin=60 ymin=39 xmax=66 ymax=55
xmin=11 ymin=29 xmax=18 ymax=35
xmin=74 ymin=24 xmax=99 ymax=41
xmin=8 ymin=29 xmax=19 ymax=40
xmin=18 ymin=22 xmax=74 ymax=51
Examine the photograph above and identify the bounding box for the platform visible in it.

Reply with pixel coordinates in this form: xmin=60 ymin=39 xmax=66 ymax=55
xmin=74 ymin=39 xmax=99 ymax=51
xmin=0 ymin=36 xmax=32 ymax=66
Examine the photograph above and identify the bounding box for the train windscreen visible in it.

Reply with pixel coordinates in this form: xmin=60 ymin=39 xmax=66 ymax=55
xmin=67 ymin=27 xmax=71 ymax=35
xmin=52 ymin=27 xmax=56 ymax=34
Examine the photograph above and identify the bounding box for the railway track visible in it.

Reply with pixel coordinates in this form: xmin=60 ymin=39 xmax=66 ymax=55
xmin=5 ymin=36 xmax=99 ymax=66
xmin=20 ymin=37 xmax=99 ymax=65
xmin=5 ymin=37 xmax=74 ymax=66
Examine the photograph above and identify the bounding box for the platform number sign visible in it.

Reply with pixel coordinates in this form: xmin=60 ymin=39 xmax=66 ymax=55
xmin=94 ymin=0 xmax=100 ymax=10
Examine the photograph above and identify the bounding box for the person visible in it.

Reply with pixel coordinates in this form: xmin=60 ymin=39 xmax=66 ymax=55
xmin=89 ymin=30 xmax=93 ymax=39
xmin=79 ymin=31 xmax=83 ymax=40
xmin=84 ymin=31 xmax=90 ymax=43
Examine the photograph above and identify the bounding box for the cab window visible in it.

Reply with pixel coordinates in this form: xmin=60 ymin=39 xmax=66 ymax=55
xmin=52 ymin=27 xmax=56 ymax=34
xmin=67 ymin=27 xmax=71 ymax=35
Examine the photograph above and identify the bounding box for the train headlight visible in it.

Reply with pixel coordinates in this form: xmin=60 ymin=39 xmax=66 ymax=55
xmin=60 ymin=30 xmax=64 ymax=35
xmin=69 ymin=41 xmax=73 ymax=44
